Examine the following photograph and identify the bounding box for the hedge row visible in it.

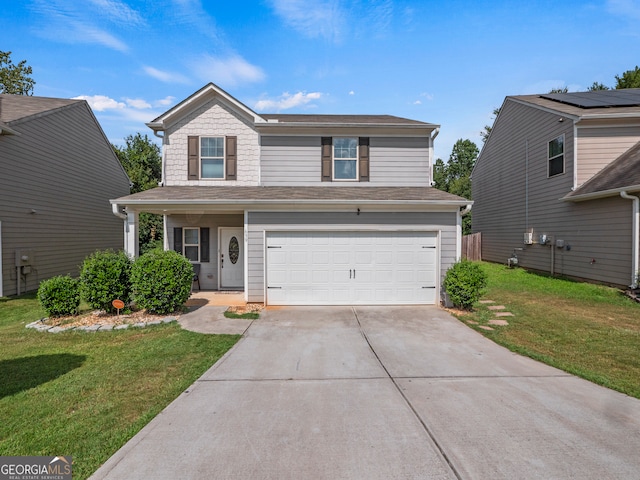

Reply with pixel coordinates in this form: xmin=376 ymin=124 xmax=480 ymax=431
xmin=37 ymin=249 xmax=194 ymax=317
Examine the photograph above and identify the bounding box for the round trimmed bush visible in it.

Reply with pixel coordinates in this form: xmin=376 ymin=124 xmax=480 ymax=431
xmin=131 ymin=249 xmax=193 ymax=314
xmin=37 ymin=275 xmax=81 ymax=317
xmin=443 ymin=259 xmax=488 ymax=310
xmin=80 ymin=249 xmax=132 ymax=311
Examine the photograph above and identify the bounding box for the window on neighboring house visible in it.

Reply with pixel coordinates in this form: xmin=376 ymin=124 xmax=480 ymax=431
xmin=333 ymin=137 xmax=358 ymax=180
xmin=201 ymin=137 xmax=225 ymax=179
xmin=548 ymin=135 xmax=564 ymax=177
xmin=183 ymin=227 xmax=200 ymax=262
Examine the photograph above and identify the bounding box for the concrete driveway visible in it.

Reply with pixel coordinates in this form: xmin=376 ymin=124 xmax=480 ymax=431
xmin=91 ymin=306 xmax=640 ymax=479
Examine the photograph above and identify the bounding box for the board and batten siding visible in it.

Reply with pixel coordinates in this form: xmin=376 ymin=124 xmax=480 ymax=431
xmin=473 ymin=98 xmax=633 ymax=286
xmin=164 ymin=98 xmax=260 ymax=187
xmin=246 ymin=211 xmax=458 ymax=303
xmin=0 ymin=103 xmax=131 ymax=296
xmin=260 ymin=136 xmax=431 ymax=186
xmin=165 ymin=214 xmax=243 ymax=290
xmin=576 ymin=125 xmax=640 ymax=187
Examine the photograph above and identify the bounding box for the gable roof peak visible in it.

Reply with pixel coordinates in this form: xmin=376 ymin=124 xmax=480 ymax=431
xmin=147 ymin=82 xmax=266 ymax=131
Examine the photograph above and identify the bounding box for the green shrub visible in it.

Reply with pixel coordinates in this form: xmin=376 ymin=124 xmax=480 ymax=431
xmin=443 ymin=259 xmax=488 ymax=310
xmin=37 ymin=275 xmax=81 ymax=317
xmin=131 ymin=249 xmax=193 ymax=314
xmin=79 ymin=250 xmax=132 ymax=312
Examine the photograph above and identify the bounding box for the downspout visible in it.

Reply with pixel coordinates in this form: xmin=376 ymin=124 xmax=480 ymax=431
xmin=457 ymin=204 xmax=473 ymax=260
xmin=112 ymin=203 xmax=129 ymax=254
xmin=429 ymin=127 xmax=440 ymax=186
xmin=620 ymin=191 xmax=639 ymax=288
xmin=153 ymin=130 xmax=166 ymax=186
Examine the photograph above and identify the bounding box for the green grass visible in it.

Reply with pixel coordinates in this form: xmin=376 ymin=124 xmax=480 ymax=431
xmin=223 ymin=310 xmax=260 ymax=320
xmin=0 ymin=293 xmax=239 ymax=479
xmin=454 ymin=262 xmax=640 ymax=399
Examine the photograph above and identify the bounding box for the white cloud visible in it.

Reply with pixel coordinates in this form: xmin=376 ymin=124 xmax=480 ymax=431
xmin=73 ymin=94 xmax=126 ymax=111
xmin=154 ymin=96 xmax=176 ymax=107
xmin=191 ymin=55 xmax=265 ymax=87
xmin=30 ymin=0 xmax=133 ymax=52
xmin=87 ymin=0 xmax=145 ymax=26
xmin=143 ymin=66 xmax=190 ymax=84
xmin=349 ymin=90 xmax=355 ymax=95
xmin=413 ymin=100 xmax=422 ymax=105
xmin=254 ymin=91 xmax=323 ymax=111
xmin=125 ymin=98 xmax=152 ymax=109
xmin=268 ymin=0 xmax=347 ymax=43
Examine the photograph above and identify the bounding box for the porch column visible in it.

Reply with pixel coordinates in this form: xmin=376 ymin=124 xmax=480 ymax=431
xmin=125 ymin=210 xmax=139 ymax=258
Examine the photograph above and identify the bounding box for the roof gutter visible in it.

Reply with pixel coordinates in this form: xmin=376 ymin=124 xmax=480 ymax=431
xmin=562 ymin=184 xmax=640 ymax=202
xmin=621 ymin=191 xmax=639 ymax=289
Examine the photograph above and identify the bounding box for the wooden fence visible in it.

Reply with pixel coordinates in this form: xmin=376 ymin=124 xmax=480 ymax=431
xmin=462 ymin=232 xmax=482 ymax=261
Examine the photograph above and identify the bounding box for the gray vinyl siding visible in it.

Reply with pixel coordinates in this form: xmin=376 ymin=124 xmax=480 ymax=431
xmin=260 ymin=136 xmax=431 ymax=186
xmin=166 ymin=214 xmax=243 ymax=290
xmin=576 ymin=126 xmax=640 ymax=186
xmin=473 ymin=99 xmax=633 ymax=286
xmin=0 ymin=103 xmax=130 ymax=296
xmin=246 ymin=211 xmax=457 ymax=303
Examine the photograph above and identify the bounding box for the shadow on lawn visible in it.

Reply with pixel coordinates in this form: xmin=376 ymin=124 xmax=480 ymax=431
xmin=0 ymin=354 xmax=86 ymax=399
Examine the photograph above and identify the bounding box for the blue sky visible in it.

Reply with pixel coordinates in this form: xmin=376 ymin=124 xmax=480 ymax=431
xmin=2 ymin=0 xmax=639 ymax=159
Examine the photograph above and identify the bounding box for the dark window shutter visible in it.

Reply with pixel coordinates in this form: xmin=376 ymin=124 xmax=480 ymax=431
xmin=321 ymin=137 xmax=332 ymax=181
xmin=173 ymin=228 xmax=183 ymax=253
xmin=226 ymin=136 xmax=237 ymax=180
xmin=359 ymin=137 xmax=370 ymax=182
xmin=200 ymin=227 xmax=210 ymax=263
xmin=188 ymin=136 xmax=199 ymax=180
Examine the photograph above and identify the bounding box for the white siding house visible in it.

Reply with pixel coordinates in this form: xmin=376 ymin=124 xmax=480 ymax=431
xmin=112 ymin=83 xmax=471 ymax=305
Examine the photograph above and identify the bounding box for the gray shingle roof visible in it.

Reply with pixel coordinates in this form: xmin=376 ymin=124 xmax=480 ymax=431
xmin=260 ymin=114 xmax=434 ymax=126
xmin=565 ymin=141 xmax=640 ymax=200
xmin=113 ymin=186 xmax=469 ymax=205
xmin=0 ymin=94 xmax=81 ymax=123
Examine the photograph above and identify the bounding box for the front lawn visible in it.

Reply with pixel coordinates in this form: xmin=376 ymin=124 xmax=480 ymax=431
xmin=453 ymin=262 xmax=640 ymax=399
xmin=0 ymin=293 xmax=239 ymax=480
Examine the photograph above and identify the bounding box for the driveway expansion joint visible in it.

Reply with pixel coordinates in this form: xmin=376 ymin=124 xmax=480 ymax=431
xmin=351 ymin=307 xmax=464 ymax=480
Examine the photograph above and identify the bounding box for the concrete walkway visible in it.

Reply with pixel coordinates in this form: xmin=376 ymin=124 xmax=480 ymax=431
xmin=91 ymin=306 xmax=640 ymax=479
xmin=178 ymin=291 xmax=253 ymax=335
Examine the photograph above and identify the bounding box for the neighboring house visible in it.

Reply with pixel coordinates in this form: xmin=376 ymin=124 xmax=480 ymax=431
xmin=473 ymin=89 xmax=640 ymax=288
xmin=0 ymin=94 xmax=131 ymax=297
xmin=111 ymin=83 xmax=471 ymax=305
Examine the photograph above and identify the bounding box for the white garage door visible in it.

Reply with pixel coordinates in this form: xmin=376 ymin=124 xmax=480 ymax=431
xmin=266 ymin=231 xmax=438 ymax=305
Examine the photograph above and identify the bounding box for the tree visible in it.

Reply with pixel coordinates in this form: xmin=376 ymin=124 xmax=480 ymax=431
xmin=588 ymin=81 xmax=610 ymax=91
xmin=0 ymin=51 xmax=35 ymax=95
xmin=615 ymin=66 xmax=640 ymax=89
xmin=112 ymin=133 xmax=163 ymax=254
xmin=481 ymin=107 xmax=501 ymax=144
xmin=434 ymin=139 xmax=478 ymax=234
xmin=548 ymin=87 xmax=569 ymax=94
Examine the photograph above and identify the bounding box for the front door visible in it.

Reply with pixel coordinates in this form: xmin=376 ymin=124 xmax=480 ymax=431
xmin=219 ymin=227 xmax=244 ymax=289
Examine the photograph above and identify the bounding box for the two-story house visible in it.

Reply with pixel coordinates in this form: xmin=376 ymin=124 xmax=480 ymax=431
xmin=111 ymin=83 xmax=471 ymax=305
xmin=473 ymin=89 xmax=640 ymax=288
xmin=1 ymin=94 xmax=131 ymax=297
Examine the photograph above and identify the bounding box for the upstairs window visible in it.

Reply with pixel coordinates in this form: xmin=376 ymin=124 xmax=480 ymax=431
xmin=333 ymin=137 xmax=358 ymax=180
xmin=201 ymin=137 xmax=225 ymax=179
xmin=548 ymin=135 xmax=564 ymax=177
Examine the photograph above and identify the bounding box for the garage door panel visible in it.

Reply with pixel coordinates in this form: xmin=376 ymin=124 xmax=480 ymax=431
xmin=266 ymin=231 xmax=438 ymax=305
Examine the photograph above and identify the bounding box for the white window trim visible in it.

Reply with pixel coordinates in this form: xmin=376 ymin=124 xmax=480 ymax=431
xmin=183 ymin=227 xmax=201 ymax=262
xmin=547 ymin=134 xmax=565 ymax=178
xmin=332 ymin=137 xmax=359 ymax=181
xmin=200 ymin=136 xmax=225 ymax=180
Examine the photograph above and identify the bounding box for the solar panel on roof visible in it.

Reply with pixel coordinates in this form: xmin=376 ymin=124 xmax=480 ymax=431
xmin=540 ymin=89 xmax=640 ymax=108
